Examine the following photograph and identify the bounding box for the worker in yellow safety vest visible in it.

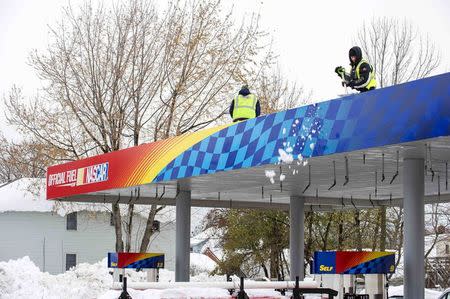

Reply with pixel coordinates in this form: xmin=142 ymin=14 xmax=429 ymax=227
xmin=335 ymin=46 xmax=377 ymax=92
xmin=229 ymin=85 xmax=261 ymax=122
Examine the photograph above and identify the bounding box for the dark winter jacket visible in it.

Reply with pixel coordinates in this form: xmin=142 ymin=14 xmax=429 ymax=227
xmin=229 ymin=87 xmax=261 ymax=121
xmin=345 ymin=46 xmax=374 ymax=92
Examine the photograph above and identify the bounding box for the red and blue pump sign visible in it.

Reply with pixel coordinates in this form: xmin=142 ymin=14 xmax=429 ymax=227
xmin=313 ymin=251 xmax=395 ymax=274
xmin=108 ymin=252 xmax=165 ymax=269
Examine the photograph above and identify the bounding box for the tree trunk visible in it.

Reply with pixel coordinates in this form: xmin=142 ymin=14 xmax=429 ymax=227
xmin=278 ymin=251 xmax=284 ymax=280
xmin=337 ymin=212 xmax=344 ymax=250
xmin=322 ymin=214 xmax=333 ymax=250
xmin=380 ymin=206 xmax=387 ymax=251
xmin=354 ymin=210 xmax=362 ymax=251
xmin=125 ymin=204 xmax=134 ymax=252
xmin=305 ymin=211 xmax=314 ymax=263
xmin=139 ymin=204 xmax=158 ymax=252
xmin=270 ymin=248 xmax=277 ymax=279
xmin=281 ymin=250 xmax=290 ymax=277
xmin=389 ymin=208 xmax=403 ymax=279
xmin=262 ymin=263 xmax=269 ymax=278
xmin=372 ymin=209 xmax=380 ymax=251
xmin=112 ymin=203 xmax=124 ymax=252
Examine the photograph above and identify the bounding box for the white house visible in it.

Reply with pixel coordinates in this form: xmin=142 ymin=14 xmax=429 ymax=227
xmin=0 ymin=179 xmax=183 ymax=274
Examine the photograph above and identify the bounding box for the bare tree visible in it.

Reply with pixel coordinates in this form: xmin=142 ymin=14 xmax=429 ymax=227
xmin=356 ymin=17 xmax=441 ymax=88
xmin=356 ymin=18 xmax=441 ymax=267
xmin=255 ymin=67 xmax=311 ymax=115
xmin=5 ymin=0 xmax=272 ymax=252
xmin=425 ymin=203 xmax=450 ymax=258
xmin=0 ymin=131 xmax=57 ymax=186
xmin=387 ymin=206 xmax=403 ymax=279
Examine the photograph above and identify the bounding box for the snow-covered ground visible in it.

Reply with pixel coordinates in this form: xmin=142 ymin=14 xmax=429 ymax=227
xmin=388 ymin=285 xmax=442 ymax=299
xmin=0 ymin=255 xmax=286 ymax=299
xmin=0 ymin=255 xmax=444 ymax=299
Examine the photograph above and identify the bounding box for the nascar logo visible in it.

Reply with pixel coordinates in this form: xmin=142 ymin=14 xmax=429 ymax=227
xmin=78 ymin=163 xmax=109 ymax=185
xmin=48 ymin=162 xmax=109 ymax=187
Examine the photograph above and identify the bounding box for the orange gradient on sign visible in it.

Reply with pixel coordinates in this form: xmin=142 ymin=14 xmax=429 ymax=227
xmin=47 ymin=123 xmax=232 ymax=199
xmin=336 ymin=251 xmax=392 ymax=272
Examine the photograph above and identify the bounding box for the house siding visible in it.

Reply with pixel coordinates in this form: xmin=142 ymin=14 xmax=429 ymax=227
xmin=0 ymin=211 xmax=176 ymax=274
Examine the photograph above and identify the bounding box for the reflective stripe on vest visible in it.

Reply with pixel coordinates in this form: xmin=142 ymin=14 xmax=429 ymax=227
xmin=354 ymin=59 xmax=377 ymax=90
xmin=233 ymin=94 xmax=257 ymax=120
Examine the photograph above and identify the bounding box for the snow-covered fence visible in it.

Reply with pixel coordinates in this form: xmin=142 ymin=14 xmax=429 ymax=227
xmin=112 ymin=280 xmax=318 ymax=290
xmin=112 ymin=276 xmax=340 ymax=299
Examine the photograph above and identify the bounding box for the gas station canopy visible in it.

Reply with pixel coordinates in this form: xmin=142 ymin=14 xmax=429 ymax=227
xmin=46 ymin=73 xmax=450 ymax=210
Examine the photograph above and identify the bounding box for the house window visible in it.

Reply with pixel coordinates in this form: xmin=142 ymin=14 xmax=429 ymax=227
xmin=66 ymin=212 xmax=77 ymax=230
xmin=152 ymin=220 xmax=160 ymax=232
xmin=65 ymin=253 xmax=77 ymax=271
xmin=446 ymin=244 xmax=450 ymax=254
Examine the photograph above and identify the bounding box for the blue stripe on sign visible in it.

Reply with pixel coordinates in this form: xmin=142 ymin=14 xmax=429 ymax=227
xmin=206 ymin=136 xmax=217 ymax=153
xmin=262 ymin=114 xmax=276 ymax=132
xmin=235 ymin=145 xmax=248 ymax=164
xmin=153 ymin=73 xmax=450 ymax=182
xmin=325 ymin=100 xmax=340 ymax=120
xmin=201 ymin=153 xmax=213 ymax=170
xmin=199 ymin=140 xmax=209 ymax=152
xmin=214 ymin=137 xmax=225 ymax=154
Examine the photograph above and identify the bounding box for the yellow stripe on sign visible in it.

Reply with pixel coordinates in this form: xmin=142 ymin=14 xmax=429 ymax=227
xmin=76 ymin=168 xmax=85 ymax=186
xmin=137 ymin=123 xmax=233 ymax=184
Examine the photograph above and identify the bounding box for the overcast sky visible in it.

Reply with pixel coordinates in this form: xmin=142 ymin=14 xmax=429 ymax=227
xmin=0 ymin=0 xmax=449 ymax=138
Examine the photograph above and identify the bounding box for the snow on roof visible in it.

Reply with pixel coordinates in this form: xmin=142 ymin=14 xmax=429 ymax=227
xmin=0 ymin=178 xmax=123 ymax=217
xmin=191 ymin=227 xmax=215 ymax=245
xmin=0 ymin=178 xmax=54 ymax=213
xmin=0 ymin=178 xmax=207 ymax=225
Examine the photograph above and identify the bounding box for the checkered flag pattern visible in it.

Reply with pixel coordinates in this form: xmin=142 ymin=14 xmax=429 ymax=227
xmin=154 ymin=73 xmax=450 ymax=183
xmin=125 ymin=255 xmax=164 ymax=269
xmin=344 ymin=256 xmax=394 ymax=274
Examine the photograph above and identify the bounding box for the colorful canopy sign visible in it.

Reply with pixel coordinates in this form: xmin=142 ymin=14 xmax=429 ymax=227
xmin=313 ymin=251 xmax=395 ymax=274
xmin=108 ymin=252 xmax=165 ymax=269
xmin=47 ymin=73 xmax=450 ymax=200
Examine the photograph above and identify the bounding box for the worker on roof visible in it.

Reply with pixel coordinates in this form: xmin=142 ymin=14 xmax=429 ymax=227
xmin=229 ymin=84 xmax=261 ymax=122
xmin=335 ymin=46 xmax=377 ymax=93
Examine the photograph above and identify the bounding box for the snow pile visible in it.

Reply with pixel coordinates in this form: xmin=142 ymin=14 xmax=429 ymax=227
xmin=388 ymin=285 xmax=441 ymax=299
xmin=0 ymin=254 xmax=232 ymax=299
xmin=0 ymin=256 xmax=112 ymax=299
xmin=190 ymin=252 xmax=217 ymax=276
xmin=0 ymin=256 xmax=292 ymax=299
xmin=1 ymin=256 xmax=445 ymax=299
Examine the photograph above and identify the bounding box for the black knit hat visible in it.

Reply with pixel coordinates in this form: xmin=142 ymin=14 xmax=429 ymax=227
xmin=349 ymin=46 xmax=362 ymax=64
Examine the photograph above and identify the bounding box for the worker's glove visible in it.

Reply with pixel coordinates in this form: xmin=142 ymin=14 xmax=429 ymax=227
xmin=334 ymin=66 xmax=345 ymax=77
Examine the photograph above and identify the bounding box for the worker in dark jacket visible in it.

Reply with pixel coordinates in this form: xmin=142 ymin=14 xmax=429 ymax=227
xmin=229 ymin=85 xmax=261 ymax=122
xmin=335 ymin=46 xmax=377 ymax=92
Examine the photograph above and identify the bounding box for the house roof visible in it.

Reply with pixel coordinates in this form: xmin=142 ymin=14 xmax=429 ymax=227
xmin=0 ymin=178 xmax=207 ymax=224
